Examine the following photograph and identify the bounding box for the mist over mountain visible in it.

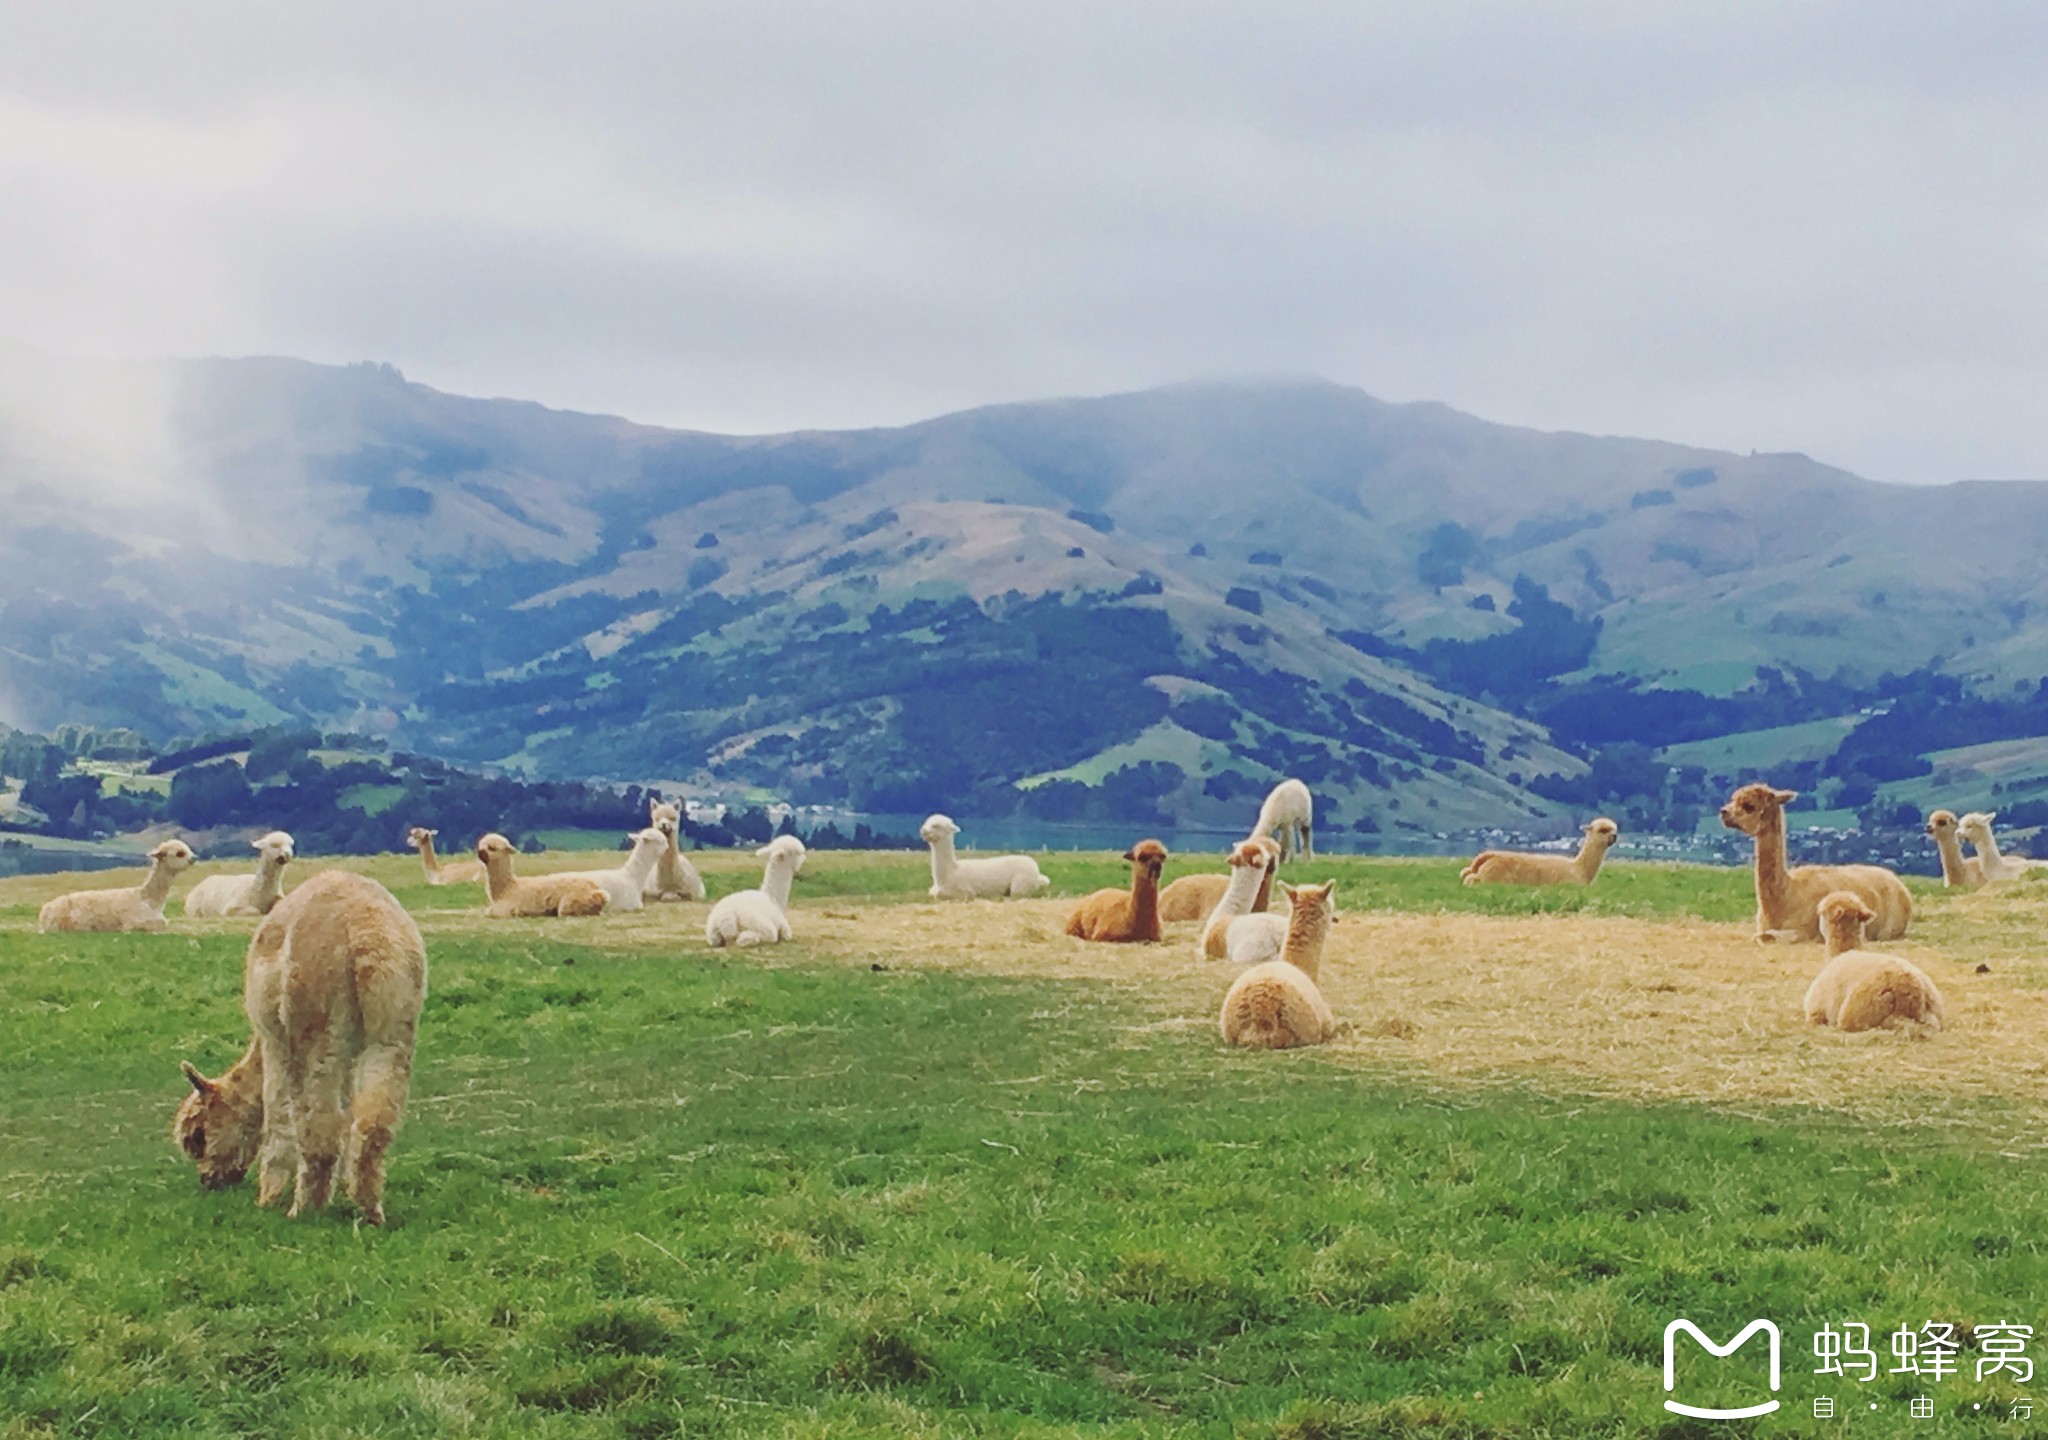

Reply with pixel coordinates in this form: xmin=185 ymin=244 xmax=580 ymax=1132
xmin=4 ymin=347 xmax=2045 ymax=838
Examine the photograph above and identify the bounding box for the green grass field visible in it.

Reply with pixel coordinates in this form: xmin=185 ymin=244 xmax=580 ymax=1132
xmin=3 ymin=850 xmax=2044 ymax=1438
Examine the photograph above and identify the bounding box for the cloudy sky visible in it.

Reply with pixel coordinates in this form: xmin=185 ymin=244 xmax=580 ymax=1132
xmin=5 ymin=1 xmax=2048 ymax=481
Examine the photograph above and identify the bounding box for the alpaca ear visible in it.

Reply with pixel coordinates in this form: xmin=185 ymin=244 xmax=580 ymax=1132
xmin=1121 ymin=848 xmax=1136 ymax=862
xmin=250 ymin=838 xmax=264 ymax=851
xmin=180 ymin=1061 xmax=213 ymax=1096
xmin=1985 ymin=810 xmax=1998 ymax=823
xmin=1772 ymin=789 xmax=1799 ymax=804
xmin=1279 ymin=881 xmax=1296 ymax=897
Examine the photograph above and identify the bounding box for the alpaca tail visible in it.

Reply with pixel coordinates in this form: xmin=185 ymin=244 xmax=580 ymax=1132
xmin=1837 ymin=973 xmax=1940 ymax=1035
xmin=1222 ymin=983 xmax=1301 ymax=1049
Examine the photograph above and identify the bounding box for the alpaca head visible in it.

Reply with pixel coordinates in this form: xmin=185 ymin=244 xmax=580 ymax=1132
xmin=1122 ymin=839 xmax=1169 ymax=878
xmin=252 ymin=831 xmax=295 ymax=864
xmin=628 ymin=826 xmax=669 ymax=857
xmin=1225 ymin=839 xmax=1267 ymax=870
xmin=1249 ymin=836 xmax=1282 ymax=870
xmin=1281 ymin=880 xmax=1338 ymax=928
xmin=172 ymin=1060 xmax=264 ymax=1191
xmin=1925 ymin=809 xmax=1960 ymax=840
xmin=475 ymin=833 xmax=517 ymax=865
xmin=1958 ymin=811 xmax=1997 ymax=845
xmin=919 ymin=814 xmax=960 ymax=845
xmin=1583 ymin=817 xmax=1620 ymax=848
xmin=650 ymin=801 xmax=680 ymax=838
xmin=1817 ymin=889 xmax=1874 ymax=950
xmin=148 ymin=839 xmax=196 ymax=873
xmin=1719 ymin=783 xmax=1796 ymax=835
xmin=405 ymin=826 xmax=437 ymax=851
xmin=757 ymin=834 xmax=806 ymax=874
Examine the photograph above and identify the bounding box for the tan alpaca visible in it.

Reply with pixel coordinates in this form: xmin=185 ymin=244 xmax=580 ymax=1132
xmin=1803 ymin=890 xmax=1946 ymax=1035
xmin=406 ymin=826 xmax=485 ymax=886
xmin=1924 ymin=810 xmax=1985 ymax=890
xmin=474 ymin=833 xmax=609 ymax=918
xmin=645 ymin=800 xmax=706 ymax=901
xmin=172 ymin=871 xmax=427 ymax=1224
xmin=1719 ymin=784 xmax=1911 ymax=943
xmin=184 ymin=831 xmax=296 ymax=917
xmin=1220 ymin=880 xmax=1338 ymax=1049
xmin=1161 ymin=837 xmax=1280 ymax=923
xmin=1461 ymin=818 xmax=1619 ymax=886
xmin=1064 ymin=839 xmax=1168 ymax=943
xmin=1199 ymin=839 xmax=1282 ymax=958
xmin=37 ymin=840 xmax=196 ymax=933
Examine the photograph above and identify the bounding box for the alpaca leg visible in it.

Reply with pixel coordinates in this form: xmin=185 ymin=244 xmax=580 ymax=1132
xmin=344 ymin=1042 xmax=414 ymax=1225
xmin=1300 ymin=820 xmax=1314 ymax=862
xmin=255 ymin=1042 xmax=300 ymax=1209
xmin=284 ymin=1027 xmax=348 ymax=1217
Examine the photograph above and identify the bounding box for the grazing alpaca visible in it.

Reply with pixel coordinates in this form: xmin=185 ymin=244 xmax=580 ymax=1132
xmin=1063 ymin=840 xmax=1168 ymax=943
xmin=1220 ymin=880 xmax=1338 ymax=1049
xmin=1254 ymin=779 xmax=1314 ymax=863
xmin=1956 ymin=812 xmax=2048 ymax=881
xmin=1804 ymin=890 xmax=1946 ymax=1035
xmin=184 ymin=831 xmax=296 ymax=917
xmin=1924 ymin=810 xmax=1985 ymax=891
xmin=172 ymin=871 xmax=426 ymax=1224
xmin=37 ymin=840 xmax=196 ymax=933
xmin=1461 ymin=818 xmax=1619 ymax=886
xmin=920 ymin=814 xmax=1051 ymax=899
xmin=474 ymin=834 xmax=609 ymax=918
xmin=1160 ymin=837 xmax=1279 ymax=924
xmin=706 ymin=835 xmax=805 ymax=948
xmin=1200 ymin=839 xmax=1283 ymax=958
xmin=554 ymin=827 xmax=670 ymax=913
xmin=406 ymin=826 xmax=485 ymax=886
xmin=644 ymin=800 xmax=706 ymax=902
xmin=1719 ymin=784 xmax=1911 ymax=943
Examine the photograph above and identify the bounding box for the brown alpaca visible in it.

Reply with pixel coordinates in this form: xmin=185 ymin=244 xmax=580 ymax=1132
xmin=1461 ymin=818 xmax=1618 ymax=886
xmin=1220 ymin=880 xmax=1338 ymax=1048
xmin=474 ymin=833 xmax=609 ymax=917
xmin=1804 ymin=890 xmax=1946 ymax=1035
xmin=1719 ymin=784 xmax=1911 ymax=943
xmin=406 ymin=826 xmax=485 ymax=886
xmin=172 ymin=871 xmax=427 ymax=1224
xmin=37 ymin=839 xmax=196 ymax=933
xmin=1924 ymin=810 xmax=1985 ymax=891
xmin=1064 ymin=839 xmax=1168 ymax=943
xmin=1160 ymin=836 xmax=1280 ymax=923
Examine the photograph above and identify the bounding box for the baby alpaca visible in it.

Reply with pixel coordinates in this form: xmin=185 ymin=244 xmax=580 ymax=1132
xmin=705 ymin=835 xmax=806 ymax=948
xmin=1063 ymin=840 xmax=1168 ymax=943
xmin=172 ymin=871 xmax=427 ymax=1224
xmin=1161 ymin=837 xmax=1279 ymax=924
xmin=554 ymin=827 xmax=670 ymax=913
xmin=1254 ymin=778 xmax=1314 ymax=863
xmin=37 ymin=840 xmax=196 ymax=933
xmin=475 ymin=834 xmax=609 ymax=918
xmin=1200 ymin=838 xmax=1283 ymax=959
xmin=406 ymin=826 xmax=485 ymax=886
xmin=1220 ymin=881 xmax=1339 ymax=1049
xmin=1719 ymin=783 xmax=1911 ymax=943
xmin=1957 ymin=811 xmax=2048 ymax=882
xmin=1804 ymin=890 xmax=1946 ymax=1035
xmin=644 ymin=800 xmax=706 ymax=902
xmin=1461 ymin=818 xmax=1618 ymax=886
xmin=184 ymin=831 xmax=296 ymax=917
xmin=920 ymin=814 xmax=1051 ymax=899
xmin=1924 ymin=810 xmax=1985 ymax=890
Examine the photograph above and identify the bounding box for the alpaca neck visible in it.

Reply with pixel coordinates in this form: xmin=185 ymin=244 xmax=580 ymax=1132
xmin=1752 ymin=809 xmax=1791 ymax=915
xmin=416 ymin=836 xmax=443 ymax=879
xmin=622 ymin=841 xmax=664 ymax=885
xmin=1280 ymin=905 xmax=1331 ymax=981
xmin=761 ymin=860 xmax=797 ymax=912
xmin=139 ymin=857 xmax=179 ymax=908
xmin=253 ymin=854 xmax=288 ymax=908
xmin=1574 ymin=837 xmax=1611 ymax=880
xmin=927 ymin=834 xmax=957 ymax=887
xmin=1128 ymin=864 xmax=1161 ymax=939
xmin=1933 ymin=829 xmax=1971 ymax=885
xmin=1251 ymin=861 xmax=1276 ymax=912
xmin=1822 ymin=923 xmax=1861 ymax=959
xmin=1970 ymin=828 xmax=2008 ymax=867
xmin=481 ymin=852 xmax=517 ymax=902
xmin=1215 ymin=863 xmax=1263 ymax=917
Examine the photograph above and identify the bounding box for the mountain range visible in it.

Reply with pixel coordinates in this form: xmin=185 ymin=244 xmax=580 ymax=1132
xmin=4 ymin=343 xmax=2045 ymax=836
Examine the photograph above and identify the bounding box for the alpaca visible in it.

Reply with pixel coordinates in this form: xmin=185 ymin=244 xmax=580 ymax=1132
xmin=920 ymin=814 xmax=1051 ymax=899
xmin=1719 ymin=783 xmax=1911 ymax=943
xmin=1220 ymin=880 xmax=1338 ymax=1049
xmin=706 ymin=835 xmax=806 ymax=947
xmin=172 ymin=871 xmax=427 ymax=1224
xmin=1160 ymin=837 xmax=1280 ymax=924
xmin=37 ymin=840 xmax=196 ymax=933
xmin=554 ymin=827 xmax=670 ymax=913
xmin=1461 ymin=818 xmax=1618 ymax=886
xmin=1956 ymin=812 xmax=2048 ymax=881
xmin=644 ymin=800 xmax=707 ymax=902
xmin=184 ymin=831 xmax=296 ymax=917
xmin=406 ymin=826 xmax=485 ymax=886
xmin=1063 ymin=840 xmax=1168 ymax=943
xmin=1253 ymin=778 xmax=1314 ymax=863
xmin=1200 ymin=838 xmax=1283 ymax=958
xmin=1924 ymin=810 xmax=1985 ymax=890
xmin=475 ymin=833 xmax=609 ymax=918
xmin=1804 ymin=890 xmax=1946 ymax=1035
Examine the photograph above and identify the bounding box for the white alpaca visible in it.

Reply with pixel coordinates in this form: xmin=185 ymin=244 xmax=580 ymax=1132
xmin=920 ymin=814 xmax=1050 ymax=899
xmin=1253 ymin=778 xmax=1313 ymax=863
xmin=706 ymin=835 xmax=805 ymax=948
xmin=1200 ymin=838 xmax=1281 ymax=959
xmin=555 ymin=828 xmax=669 ymax=914
xmin=644 ymin=800 xmax=707 ymax=902
xmin=38 ymin=840 xmax=196 ymax=933
xmin=184 ymin=831 xmax=297 ymax=917
xmin=1957 ymin=812 xmax=2048 ymax=881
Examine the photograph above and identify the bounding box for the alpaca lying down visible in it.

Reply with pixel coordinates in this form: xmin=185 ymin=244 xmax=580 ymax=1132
xmin=1805 ymin=890 xmax=1946 ymax=1036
